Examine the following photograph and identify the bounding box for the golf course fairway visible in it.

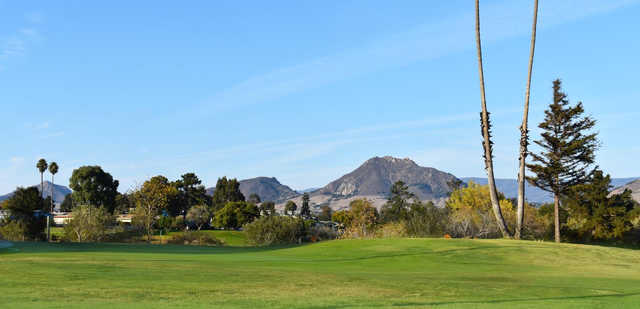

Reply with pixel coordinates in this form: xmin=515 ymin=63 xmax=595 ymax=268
xmin=1 ymin=238 xmax=639 ymax=308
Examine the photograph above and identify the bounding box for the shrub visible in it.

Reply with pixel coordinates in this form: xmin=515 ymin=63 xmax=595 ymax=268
xmin=168 ymin=231 xmax=223 ymax=246
xmin=307 ymin=224 xmax=338 ymax=242
xmin=63 ymin=205 xmax=113 ymax=242
xmin=0 ymin=221 xmax=28 ymax=241
xmin=376 ymin=222 xmax=408 ymax=238
xmin=244 ymin=216 xmax=306 ymax=246
xmin=404 ymin=202 xmax=447 ymax=237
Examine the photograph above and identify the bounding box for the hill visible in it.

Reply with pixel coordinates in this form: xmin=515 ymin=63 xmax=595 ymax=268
xmin=2 ymin=239 xmax=640 ymax=308
xmin=462 ymin=177 xmax=639 ymax=204
xmin=280 ymin=156 xmax=460 ymax=211
xmin=0 ymin=181 xmax=71 ymax=204
xmin=610 ymin=179 xmax=640 ymax=203
xmin=206 ymin=177 xmax=299 ymax=203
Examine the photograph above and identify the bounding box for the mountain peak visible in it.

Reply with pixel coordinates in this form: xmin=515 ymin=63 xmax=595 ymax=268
xmin=315 ymin=156 xmax=459 ymax=200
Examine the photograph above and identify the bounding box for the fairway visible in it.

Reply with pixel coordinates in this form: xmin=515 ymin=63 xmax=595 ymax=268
xmin=1 ymin=239 xmax=639 ymax=308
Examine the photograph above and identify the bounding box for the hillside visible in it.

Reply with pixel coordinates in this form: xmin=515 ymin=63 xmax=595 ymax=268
xmin=278 ymin=156 xmax=460 ymax=211
xmin=463 ymin=177 xmax=639 ymax=204
xmin=206 ymin=177 xmax=299 ymax=203
xmin=2 ymin=239 xmax=640 ymax=308
xmin=610 ymin=179 xmax=640 ymax=203
xmin=0 ymin=181 xmax=71 ymax=204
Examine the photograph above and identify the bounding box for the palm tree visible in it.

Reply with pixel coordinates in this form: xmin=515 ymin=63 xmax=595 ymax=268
xmin=47 ymin=162 xmax=59 ymax=242
xmin=515 ymin=0 xmax=539 ymax=240
xmin=36 ymin=159 xmax=48 ymax=199
xmin=475 ymin=0 xmax=510 ymax=237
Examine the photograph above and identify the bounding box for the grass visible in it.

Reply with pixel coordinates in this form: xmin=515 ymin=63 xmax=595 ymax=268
xmin=1 ymin=238 xmax=639 ymax=308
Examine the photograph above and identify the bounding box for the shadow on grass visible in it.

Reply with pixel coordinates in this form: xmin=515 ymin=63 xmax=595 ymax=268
xmin=5 ymin=241 xmax=310 ymax=255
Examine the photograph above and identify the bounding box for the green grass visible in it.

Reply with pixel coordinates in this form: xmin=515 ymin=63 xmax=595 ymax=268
xmin=1 ymin=239 xmax=639 ymax=308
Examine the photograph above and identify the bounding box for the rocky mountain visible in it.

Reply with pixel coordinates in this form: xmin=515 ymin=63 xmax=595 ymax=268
xmin=0 ymin=181 xmax=72 ymax=204
xmin=206 ymin=177 xmax=299 ymax=203
xmin=277 ymin=156 xmax=460 ymax=211
xmin=463 ymin=177 xmax=639 ymax=204
xmin=315 ymin=156 xmax=459 ymax=200
xmin=610 ymin=179 xmax=640 ymax=203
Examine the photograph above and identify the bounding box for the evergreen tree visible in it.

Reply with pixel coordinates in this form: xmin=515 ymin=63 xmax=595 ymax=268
xmin=527 ymin=79 xmax=599 ymax=242
xmin=564 ymin=170 xmax=638 ymax=241
xmin=211 ymin=177 xmax=245 ymax=211
xmin=284 ymin=201 xmax=297 ymax=216
xmin=380 ymin=181 xmax=415 ymax=223
xmin=299 ymin=193 xmax=311 ymax=219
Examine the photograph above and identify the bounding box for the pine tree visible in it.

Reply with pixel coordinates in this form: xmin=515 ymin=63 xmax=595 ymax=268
xmin=299 ymin=193 xmax=311 ymax=219
xmin=527 ymin=79 xmax=599 ymax=242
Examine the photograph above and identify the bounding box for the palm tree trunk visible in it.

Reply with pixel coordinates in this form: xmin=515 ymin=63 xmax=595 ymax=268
xmin=475 ymin=0 xmax=510 ymax=238
xmin=516 ymin=0 xmax=539 ymax=240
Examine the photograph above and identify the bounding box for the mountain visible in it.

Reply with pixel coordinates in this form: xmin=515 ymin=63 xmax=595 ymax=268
xmin=279 ymin=156 xmax=460 ymax=211
xmin=0 ymin=181 xmax=72 ymax=204
xmin=610 ymin=179 xmax=640 ymax=203
xmin=315 ymin=156 xmax=459 ymax=200
xmin=206 ymin=177 xmax=299 ymax=203
xmin=463 ymin=177 xmax=640 ymax=204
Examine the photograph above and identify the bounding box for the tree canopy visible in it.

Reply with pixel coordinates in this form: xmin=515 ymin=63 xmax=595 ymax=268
xmin=69 ymin=166 xmax=120 ymax=213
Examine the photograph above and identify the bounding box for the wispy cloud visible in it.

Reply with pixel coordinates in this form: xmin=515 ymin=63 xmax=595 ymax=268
xmin=0 ymin=12 xmax=45 ymax=68
xmin=200 ymin=0 xmax=639 ymax=111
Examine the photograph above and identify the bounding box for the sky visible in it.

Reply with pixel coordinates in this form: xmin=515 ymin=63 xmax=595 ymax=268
xmin=1 ymin=0 xmax=639 ymax=194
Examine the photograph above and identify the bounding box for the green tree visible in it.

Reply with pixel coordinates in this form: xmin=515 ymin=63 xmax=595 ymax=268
xmin=318 ymin=205 xmax=333 ymax=221
xmin=299 ymin=193 xmax=311 ymax=219
xmin=248 ymin=193 xmax=261 ymax=204
xmin=63 ymin=205 xmax=113 ymax=242
xmin=380 ymin=181 xmax=415 ymax=223
xmin=174 ymin=173 xmax=208 ymax=219
xmin=0 ymin=187 xmax=47 ymax=240
xmin=213 ymin=201 xmax=260 ymax=230
xmin=114 ymin=193 xmax=134 ymax=214
xmin=186 ymin=204 xmax=212 ymax=230
xmin=284 ymin=201 xmax=297 ymax=216
xmin=515 ymin=0 xmax=540 ymax=240
xmin=565 ymin=170 xmax=638 ymax=241
xmin=259 ymin=201 xmax=276 ymax=217
xmin=211 ymin=177 xmax=245 ymax=211
xmin=60 ymin=194 xmax=74 ymax=212
xmin=527 ymin=79 xmax=599 ymax=242
xmin=133 ymin=176 xmax=179 ymax=242
xmin=474 ymin=0 xmax=511 ymax=238
xmin=69 ymin=166 xmax=120 ymax=213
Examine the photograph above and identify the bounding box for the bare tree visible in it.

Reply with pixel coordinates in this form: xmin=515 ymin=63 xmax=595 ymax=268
xmin=515 ymin=0 xmax=539 ymax=239
xmin=475 ymin=0 xmax=510 ymax=237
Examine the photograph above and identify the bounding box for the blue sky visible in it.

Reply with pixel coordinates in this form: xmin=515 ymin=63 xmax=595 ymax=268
xmin=1 ymin=0 xmax=639 ymax=193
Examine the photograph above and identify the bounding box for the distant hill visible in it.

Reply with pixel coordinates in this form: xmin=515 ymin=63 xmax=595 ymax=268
xmin=206 ymin=177 xmax=299 ymax=203
xmin=610 ymin=179 xmax=640 ymax=203
xmin=462 ymin=177 xmax=640 ymax=204
xmin=0 ymin=181 xmax=71 ymax=204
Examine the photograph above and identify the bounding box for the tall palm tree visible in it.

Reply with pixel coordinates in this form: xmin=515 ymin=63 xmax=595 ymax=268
xmin=475 ymin=0 xmax=510 ymax=237
xmin=47 ymin=162 xmax=59 ymax=242
xmin=36 ymin=159 xmax=48 ymax=199
xmin=515 ymin=0 xmax=539 ymax=240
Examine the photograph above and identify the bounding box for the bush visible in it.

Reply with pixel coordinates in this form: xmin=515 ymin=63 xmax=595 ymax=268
xmin=404 ymin=202 xmax=447 ymax=237
xmin=376 ymin=222 xmax=408 ymax=238
xmin=0 ymin=221 xmax=28 ymax=241
xmin=244 ymin=216 xmax=306 ymax=246
xmin=168 ymin=231 xmax=223 ymax=246
xmin=307 ymin=224 xmax=338 ymax=242
xmin=63 ymin=205 xmax=113 ymax=242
